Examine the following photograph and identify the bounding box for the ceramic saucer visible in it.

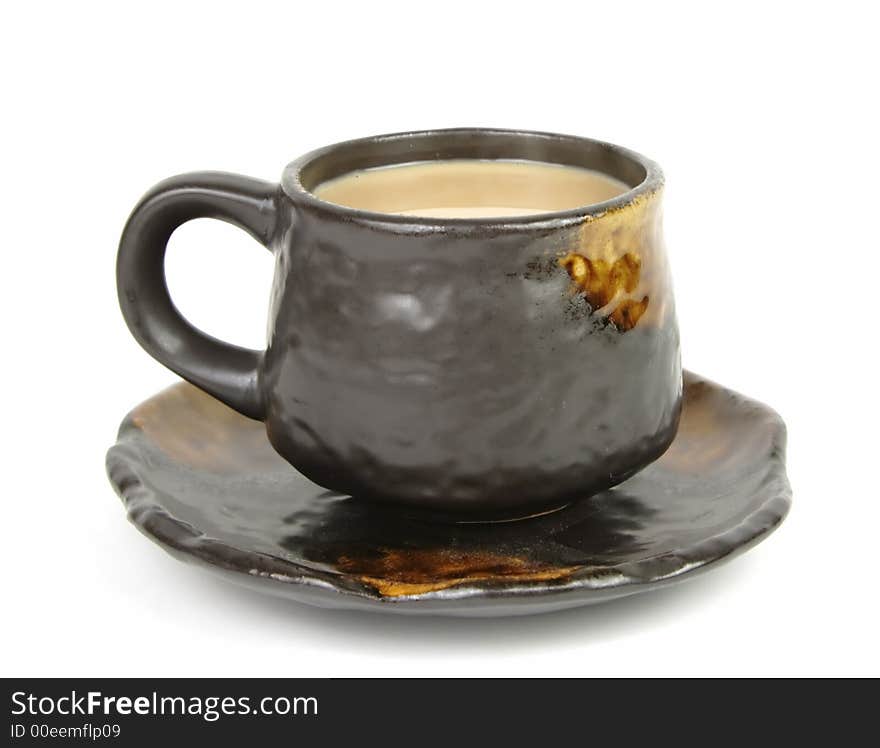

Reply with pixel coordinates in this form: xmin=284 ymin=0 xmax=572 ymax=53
xmin=105 ymin=371 xmax=791 ymax=617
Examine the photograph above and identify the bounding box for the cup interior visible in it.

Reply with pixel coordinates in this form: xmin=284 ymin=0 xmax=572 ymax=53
xmin=311 ymin=159 xmax=632 ymax=217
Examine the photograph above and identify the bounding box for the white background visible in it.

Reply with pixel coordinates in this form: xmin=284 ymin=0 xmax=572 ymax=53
xmin=3 ymin=1 xmax=878 ymax=677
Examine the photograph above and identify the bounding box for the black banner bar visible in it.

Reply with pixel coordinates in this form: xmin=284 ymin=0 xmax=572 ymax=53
xmin=3 ymin=678 xmax=870 ymax=743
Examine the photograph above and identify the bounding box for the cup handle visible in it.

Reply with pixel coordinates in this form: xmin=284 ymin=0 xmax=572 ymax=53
xmin=117 ymin=172 xmax=279 ymax=420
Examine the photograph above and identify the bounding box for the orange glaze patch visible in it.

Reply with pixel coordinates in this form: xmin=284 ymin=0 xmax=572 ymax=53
xmin=335 ymin=548 xmax=579 ymax=597
xmin=559 ymin=251 xmax=649 ymax=331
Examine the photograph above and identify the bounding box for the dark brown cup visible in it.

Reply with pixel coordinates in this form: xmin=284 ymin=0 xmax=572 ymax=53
xmin=117 ymin=129 xmax=682 ymax=519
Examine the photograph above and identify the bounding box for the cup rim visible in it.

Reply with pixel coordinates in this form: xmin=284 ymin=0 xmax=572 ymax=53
xmin=281 ymin=128 xmax=663 ymax=232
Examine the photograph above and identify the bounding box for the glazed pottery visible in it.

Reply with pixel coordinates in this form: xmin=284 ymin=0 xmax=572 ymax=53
xmin=105 ymin=372 xmax=790 ymax=617
xmin=117 ymin=129 xmax=681 ymax=518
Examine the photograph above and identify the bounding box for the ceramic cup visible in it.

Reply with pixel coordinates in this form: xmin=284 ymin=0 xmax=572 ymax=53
xmin=117 ymin=129 xmax=682 ymax=519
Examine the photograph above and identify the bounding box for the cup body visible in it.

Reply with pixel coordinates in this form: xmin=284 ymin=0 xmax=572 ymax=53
xmin=260 ymin=130 xmax=682 ymax=517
